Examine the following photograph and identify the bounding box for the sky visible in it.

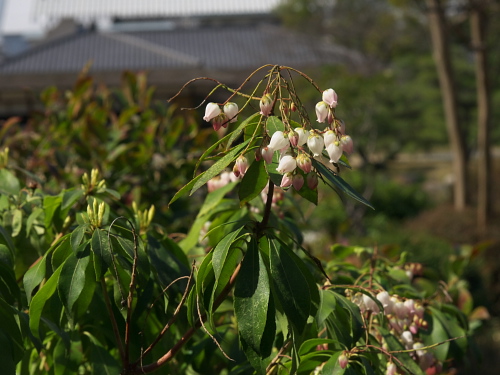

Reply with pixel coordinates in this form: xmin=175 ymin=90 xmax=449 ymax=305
xmin=1 ymin=0 xmax=45 ymax=35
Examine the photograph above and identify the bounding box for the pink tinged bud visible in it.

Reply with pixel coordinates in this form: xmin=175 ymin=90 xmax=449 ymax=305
xmin=268 ymin=131 xmax=290 ymax=152
xmin=306 ymin=173 xmax=318 ymax=190
xmin=322 ymin=88 xmax=338 ymax=108
xmin=341 ymin=135 xmax=354 ymax=155
xmin=288 ymin=131 xmax=299 ymax=147
xmin=307 ymin=133 xmax=324 ymax=157
xmin=409 ymin=323 xmax=419 ymax=335
xmin=335 ymin=119 xmax=346 ymax=135
xmin=280 ymin=173 xmax=293 ymax=188
xmin=323 ymin=129 xmax=336 ymax=149
xmin=404 ymin=299 xmax=416 ymax=316
xmin=276 ymin=155 xmax=297 ymax=174
xmin=394 ymin=301 xmax=406 ymax=320
xmin=234 ymin=155 xmax=248 ymax=177
xmin=386 ymin=362 xmax=397 ymax=375
xmin=326 ymin=141 xmax=342 ymax=163
xmin=296 ymin=153 xmax=312 ymax=173
xmin=294 ymin=127 xmax=308 ymax=146
xmin=211 ymin=113 xmax=228 ymax=131
xmin=315 ymin=101 xmax=329 ymax=123
xmin=223 ymin=102 xmax=238 ymax=123
xmin=338 ymin=353 xmax=348 ymax=369
xmin=203 ymin=102 xmax=221 ymax=122
xmin=261 ymin=147 xmax=274 ymax=164
xmin=292 ymin=174 xmax=304 ymax=191
xmin=255 ymin=147 xmax=262 ymax=161
xmin=260 ymin=93 xmax=273 ymax=116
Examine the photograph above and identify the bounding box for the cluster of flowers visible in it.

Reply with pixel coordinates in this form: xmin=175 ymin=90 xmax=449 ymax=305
xmin=349 ymin=289 xmax=440 ymax=373
xmin=203 ymin=102 xmax=239 ymax=131
xmin=203 ymin=89 xmax=354 ymax=192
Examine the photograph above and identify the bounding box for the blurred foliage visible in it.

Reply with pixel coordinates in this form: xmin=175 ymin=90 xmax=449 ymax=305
xmin=0 ymin=71 xmax=216 ymax=232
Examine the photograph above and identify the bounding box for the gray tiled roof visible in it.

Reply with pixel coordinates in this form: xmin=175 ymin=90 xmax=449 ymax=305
xmin=34 ymin=0 xmax=284 ymax=18
xmin=0 ymin=24 xmax=358 ymax=75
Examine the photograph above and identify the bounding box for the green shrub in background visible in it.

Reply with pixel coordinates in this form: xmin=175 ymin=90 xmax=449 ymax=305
xmin=0 ymin=66 xmax=485 ymax=374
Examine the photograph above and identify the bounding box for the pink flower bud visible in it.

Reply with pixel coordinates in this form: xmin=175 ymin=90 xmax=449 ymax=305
xmin=307 ymin=132 xmax=324 ymax=157
xmin=341 ymin=135 xmax=354 ymax=155
xmin=306 ymin=173 xmax=318 ymax=190
xmin=288 ymin=131 xmax=299 ymax=147
xmin=323 ymin=129 xmax=336 ymax=149
xmin=326 ymin=141 xmax=342 ymax=163
xmin=211 ymin=113 xmax=229 ymax=131
xmin=268 ymin=131 xmax=290 ymax=152
xmin=260 ymin=93 xmax=273 ymax=116
xmin=294 ymin=127 xmax=308 ymax=146
xmin=261 ymin=146 xmax=274 ymax=164
xmin=280 ymin=173 xmax=293 ymax=188
xmin=234 ymin=155 xmax=248 ymax=177
xmin=296 ymin=153 xmax=312 ymax=173
xmin=292 ymin=174 xmax=304 ymax=191
xmin=276 ymin=155 xmax=296 ymax=174
xmin=203 ymin=102 xmax=221 ymax=122
xmin=223 ymin=102 xmax=239 ymax=123
xmin=315 ymin=101 xmax=329 ymax=123
xmin=401 ymin=331 xmax=413 ymax=348
xmin=322 ymin=88 xmax=338 ymax=108
xmin=338 ymin=353 xmax=348 ymax=369
xmin=362 ymin=294 xmax=380 ymax=314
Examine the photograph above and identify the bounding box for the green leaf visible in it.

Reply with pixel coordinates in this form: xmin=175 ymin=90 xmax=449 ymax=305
xmin=43 ymin=194 xmax=63 ymax=230
xmin=0 ymin=169 xmax=20 ymax=195
xmin=0 ymin=261 xmax=19 ymax=304
xmin=62 ymin=188 xmax=84 ymax=210
xmin=91 ymin=229 xmax=112 ymax=279
xmin=85 ymin=332 xmax=121 ymax=375
xmin=191 ymin=138 xmax=251 ymax=195
xmin=0 ymin=298 xmax=24 ymax=363
xmin=198 ymin=182 xmax=237 ymax=218
xmin=53 ymin=337 xmax=84 ymax=375
xmin=0 ymin=226 xmax=15 ymax=264
xmin=212 ymin=228 xmax=245 ymax=281
xmin=58 ymin=253 xmax=90 ymax=313
xmin=313 ymin=160 xmax=374 ymax=209
xmin=0 ymin=331 xmax=16 ymax=375
xmin=234 ymin=238 xmax=270 ymax=354
xmin=29 ymin=264 xmax=63 ymax=339
xmin=227 ymin=112 xmax=261 ymax=150
xmin=266 ymin=116 xmax=285 ymax=136
xmin=23 ymin=256 xmax=48 ymax=305
xmin=70 ymin=225 xmax=88 ymax=254
xmin=26 ymin=207 xmax=44 ymax=236
xmin=295 ymin=181 xmax=318 ymax=205
xmin=269 ymin=238 xmax=319 ymax=333
xmin=11 ymin=209 xmax=23 ymax=237
xmin=238 ymin=159 xmax=269 ymax=206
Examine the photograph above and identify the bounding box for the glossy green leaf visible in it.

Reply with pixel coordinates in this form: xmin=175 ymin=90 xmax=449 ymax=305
xmin=194 ymin=130 xmax=236 ymax=174
xmin=238 ymin=159 xmax=269 ymax=206
xmin=295 ymin=180 xmax=318 ymax=205
xmin=227 ymin=112 xmax=261 ymax=150
xmin=313 ymin=160 xmax=374 ymax=209
xmin=53 ymin=337 xmax=84 ymax=375
xmin=266 ymin=116 xmax=285 ymax=136
xmin=269 ymin=238 xmax=319 ymax=333
xmin=198 ymin=182 xmax=237 ymax=218
xmin=43 ymin=194 xmax=63 ymax=229
xmin=91 ymin=229 xmax=112 ymax=279
xmin=70 ymin=225 xmax=88 ymax=254
xmin=29 ymin=264 xmax=63 ymax=339
xmin=191 ymin=138 xmax=251 ymax=195
xmin=62 ymin=188 xmax=84 ymax=210
xmin=234 ymin=238 xmax=270 ymax=353
xmin=11 ymin=209 xmax=22 ymax=237
xmin=0 ymin=331 xmax=16 ymax=375
xmin=58 ymin=253 xmax=90 ymax=313
xmin=26 ymin=207 xmax=44 ymax=236
xmin=212 ymin=228 xmax=245 ymax=281
xmin=0 ymin=225 xmax=15 ymax=264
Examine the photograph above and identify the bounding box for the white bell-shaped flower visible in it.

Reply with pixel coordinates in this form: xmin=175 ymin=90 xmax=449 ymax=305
xmin=294 ymin=127 xmax=308 ymax=146
xmin=315 ymin=101 xmax=329 ymax=123
xmin=307 ymin=132 xmax=324 ymax=157
xmin=203 ymin=102 xmax=221 ymax=122
xmin=223 ymin=102 xmax=239 ymax=123
xmin=326 ymin=141 xmax=342 ymax=163
xmin=268 ymin=131 xmax=290 ymax=152
xmin=322 ymin=88 xmax=338 ymax=108
xmin=276 ymin=155 xmax=296 ymax=174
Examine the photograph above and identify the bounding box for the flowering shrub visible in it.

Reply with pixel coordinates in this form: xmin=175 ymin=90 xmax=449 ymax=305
xmin=0 ymin=66 xmax=475 ymax=374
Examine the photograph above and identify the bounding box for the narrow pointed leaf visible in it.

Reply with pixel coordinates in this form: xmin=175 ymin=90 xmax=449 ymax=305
xmin=234 ymin=238 xmax=270 ymax=354
xmin=269 ymin=238 xmax=319 ymax=333
xmin=313 ymin=159 xmax=374 ymax=209
xmin=58 ymin=253 xmax=90 ymax=313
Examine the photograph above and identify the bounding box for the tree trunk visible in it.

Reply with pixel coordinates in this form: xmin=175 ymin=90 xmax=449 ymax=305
xmin=470 ymin=1 xmax=492 ymax=230
xmin=426 ymin=0 xmax=468 ymax=210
